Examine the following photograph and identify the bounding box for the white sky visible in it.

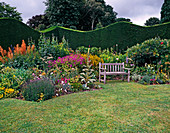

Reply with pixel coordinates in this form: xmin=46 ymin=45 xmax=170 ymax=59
xmin=1 ymin=0 xmax=164 ymax=26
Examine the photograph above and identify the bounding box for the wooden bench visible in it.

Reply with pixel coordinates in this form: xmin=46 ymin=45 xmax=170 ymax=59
xmin=99 ymin=62 xmax=131 ymax=84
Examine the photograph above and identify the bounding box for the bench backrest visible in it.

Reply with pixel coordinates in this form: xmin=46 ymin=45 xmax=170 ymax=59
xmin=99 ymin=62 xmax=125 ymax=72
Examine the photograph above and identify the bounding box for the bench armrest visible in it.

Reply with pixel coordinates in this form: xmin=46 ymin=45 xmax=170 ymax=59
xmin=100 ymin=68 xmax=106 ymax=70
xmin=124 ymin=68 xmax=132 ymax=71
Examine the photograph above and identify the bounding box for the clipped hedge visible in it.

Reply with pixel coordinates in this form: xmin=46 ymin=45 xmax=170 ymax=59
xmin=43 ymin=22 xmax=170 ymax=51
xmin=0 ymin=18 xmax=40 ymax=50
xmin=0 ymin=18 xmax=170 ymax=51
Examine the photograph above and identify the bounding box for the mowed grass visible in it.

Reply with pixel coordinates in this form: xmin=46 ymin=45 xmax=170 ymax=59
xmin=0 ymin=81 xmax=169 ymax=132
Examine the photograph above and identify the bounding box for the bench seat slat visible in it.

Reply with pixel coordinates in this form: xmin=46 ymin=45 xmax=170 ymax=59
xmin=100 ymin=72 xmax=128 ymax=75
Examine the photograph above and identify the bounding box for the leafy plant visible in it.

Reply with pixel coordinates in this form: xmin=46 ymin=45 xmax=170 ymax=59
xmin=38 ymin=34 xmax=70 ymax=61
xmin=70 ymin=83 xmax=83 ymax=92
xmin=80 ymin=49 xmax=96 ymax=84
xmin=126 ymin=37 xmax=170 ymax=67
xmin=0 ymin=67 xmax=31 ymax=91
xmin=22 ymin=78 xmax=55 ymax=102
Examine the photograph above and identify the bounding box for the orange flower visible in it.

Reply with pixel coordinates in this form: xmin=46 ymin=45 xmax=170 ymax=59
xmin=8 ymin=47 xmax=12 ymax=54
xmin=21 ymin=40 xmax=26 ymax=54
xmin=31 ymin=45 xmax=35 ymax=51
xmin=0 ymin=56 xmax=5 ymax=63
xmin=27 ymin=45 xmax=31 ymax=54
xmin=0 ymin=46 xmax=4 ymax=57
xmin=14 ymin=44 xmax=20 ymax=55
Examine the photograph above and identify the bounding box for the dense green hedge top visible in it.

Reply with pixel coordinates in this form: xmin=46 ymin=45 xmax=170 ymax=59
xmin=0 ymin=18 xmax=170 ymax=51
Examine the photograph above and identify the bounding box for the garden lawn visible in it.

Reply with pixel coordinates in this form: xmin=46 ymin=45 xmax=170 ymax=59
xmin=0 ymin=81 xmax=169 ymax=132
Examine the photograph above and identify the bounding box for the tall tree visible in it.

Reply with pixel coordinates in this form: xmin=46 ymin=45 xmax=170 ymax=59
xmin=44 ymin=0 xmax=117 ymax=31
xmin=26 ymin=14 xmax=50 ymax=30
xmin=144 ymin=17 xmax=160 ymax=26
xmin=44 ymin=0 xmax=81 ymax=28
xmin=0 ymin=2 xmax=22 ymax=21
xmin=79 ymin=0 xmax=117 ymax=30
xmin=160 ymin=0 xmax=170 ymax=23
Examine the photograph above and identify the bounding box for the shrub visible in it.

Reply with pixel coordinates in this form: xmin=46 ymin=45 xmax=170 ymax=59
xmin=76 ymin=46 xmax=101 ymax=56
xmin=38 ymin=34 xmax=70 ymax=61
xmin=0 ymin=67 xmax=32 ymax=91
xmin=70 ymin=83 xmax=83 ymax=92
xmin=22 ymin=78 xmax=55 ymax=102
xmin=126 ymin=37 xmax=170 ymax=67
xmin=81 ymin=54 xmax=104 ymax=69
xmin=100 ymin=53 xmax=126 ymax=63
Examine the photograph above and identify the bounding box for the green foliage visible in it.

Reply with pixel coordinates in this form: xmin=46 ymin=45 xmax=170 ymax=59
xmin=44 ymin=0 xmax=81 ymax=29
xmin=138 ymin=75 xmax=150 ymax=85
xmin=144 ymin=17 xmax=160 ymax=26
xmin=1 ymin=18 xmax=170 ymax=52
xmin=0 ymin=67 xmax=32 ymax=90
xmin=100 ymin=53 xmax=126 ymax=63
xmin=22 ymin=78 xmax=55 ymax=102
xmin=126 ymin=37 xmax=170 ymax=67
xmin=70 ymin=82 xmax=83 ymax=92
xmin=0 ymin=18 xmax=40 ymax=50
xmin=76 ymin=46 xmax=101 ymax=56
xmin=26 ymin=14 xmax=50 ymax=30
xmin=5 ymin=51 xmax=44 ymax=70
xmin=80 ymin=51 xmax=96 ymax=83
xmin=116 ymin=18 xmax=131 ymax=23
xmin=161 ymin=0 xmax=170 ymax=23
xmin=0 ymin=2 xmax=22 ymax=21
xmin=43 ymin=21 xmax=170 ymax=51
xmin=44 ymin=0 xmax=117 ymax=30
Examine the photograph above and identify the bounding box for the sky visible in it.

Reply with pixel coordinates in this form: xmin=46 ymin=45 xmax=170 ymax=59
xmin=1 ymin=0 xmax=164 ymax=26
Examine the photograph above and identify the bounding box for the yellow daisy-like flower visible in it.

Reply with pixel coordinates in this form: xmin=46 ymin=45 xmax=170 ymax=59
xmin=13 ymin=75 xmax=15 ymax=78
xmin=0 ymin=94 xmax=3 ymax=99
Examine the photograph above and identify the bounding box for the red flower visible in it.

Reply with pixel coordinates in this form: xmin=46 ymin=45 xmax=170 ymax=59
xmin=161 ymin=42 xmax=163 ymax=44
xmin=89 ymin=45 xmax=90 ymax=48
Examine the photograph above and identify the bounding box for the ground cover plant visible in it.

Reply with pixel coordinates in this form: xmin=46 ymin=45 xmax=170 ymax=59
xmin=0 ymin=81 xmax=169 ymax=132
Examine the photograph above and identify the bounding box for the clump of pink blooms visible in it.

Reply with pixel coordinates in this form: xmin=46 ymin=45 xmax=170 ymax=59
xmin=48 ymin=54 xmax=86 ymax=68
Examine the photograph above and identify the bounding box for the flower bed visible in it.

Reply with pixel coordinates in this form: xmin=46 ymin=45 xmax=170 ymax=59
xmin=0 ymin=36 xmax=169 ymax=101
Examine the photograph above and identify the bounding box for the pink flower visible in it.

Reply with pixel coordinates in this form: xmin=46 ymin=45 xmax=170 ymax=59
xmin=89 ymin=45 xmax=90 ymax=48
xmin=150 ymin=79 xmax=153 ymax=81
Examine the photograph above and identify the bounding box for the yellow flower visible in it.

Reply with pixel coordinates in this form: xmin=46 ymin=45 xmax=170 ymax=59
xmin=0 ymin=87 xmax=5 ymax=90
xmin=42 ymin=72 xmax=46 ymax=76
xmin=0 ymin=94 xmax=3 ymax=99
xmin=5 ymin=88 xmax=14 ymax=94
xmin=13 ymin=75 xmax=15 ymax=78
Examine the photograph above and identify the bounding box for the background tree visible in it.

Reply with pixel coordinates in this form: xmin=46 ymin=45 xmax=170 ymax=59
xmin=78 ymin=0 xmax=117 ymax=30
xmin=0 ymin=2 xmax=22 ymax=21
xmin=44 ymin=0 xmax=81 ymax=28
xmin=44 ymin=0 xmax=117 ymax=31
xmin=160 ymin=0 xmax=170 ymax=23
xmin=26 ymin=14 xmax=50 ymax=30
xmin=116 ymin=17 xmax=131 ymax=23
xmin=144 ymin=17 xmax=160 ymax=26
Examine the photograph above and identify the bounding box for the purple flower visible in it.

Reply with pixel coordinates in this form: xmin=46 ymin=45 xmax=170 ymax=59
xmin=126 ymin=57 xmax=128 ymax=64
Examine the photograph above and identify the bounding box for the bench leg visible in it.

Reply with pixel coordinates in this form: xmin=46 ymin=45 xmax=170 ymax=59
xmin=99 ymin=73 xmax=101 ymax=82
xmin=128 ymin=71 xmax=130 ymax=82
xmin=104 ymin=73 xmax=106 ymax=84
xmin=122 ymin=75 xmax=124 ymax=81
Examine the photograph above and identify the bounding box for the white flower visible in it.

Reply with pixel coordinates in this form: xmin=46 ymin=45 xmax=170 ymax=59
xmin=116 ymin=58 xmax=119 ymax=60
